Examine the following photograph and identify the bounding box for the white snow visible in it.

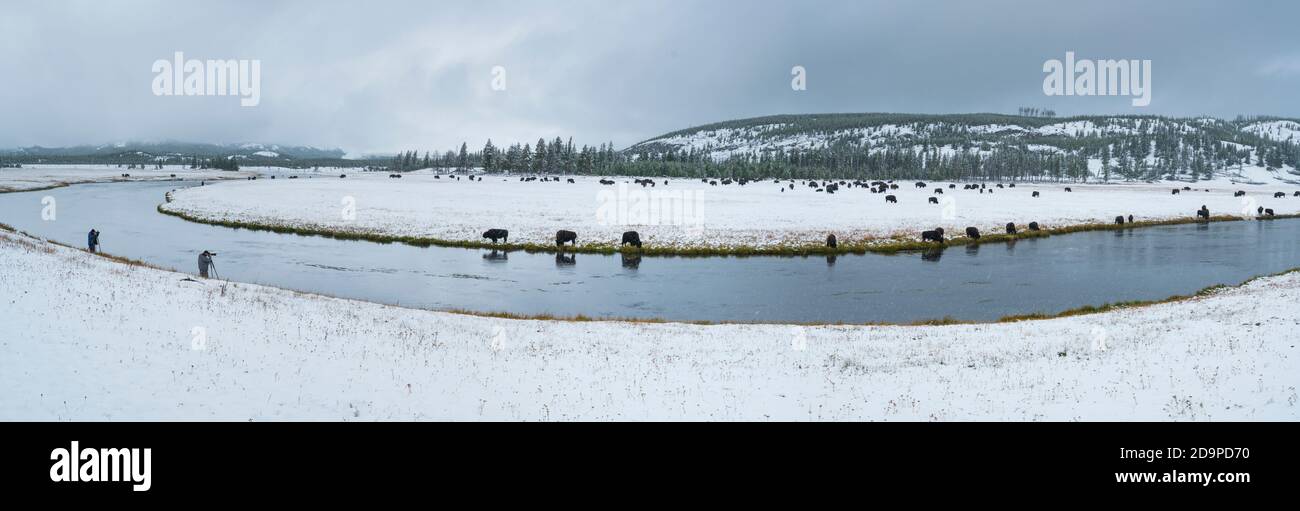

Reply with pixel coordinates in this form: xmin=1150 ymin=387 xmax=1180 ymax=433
xmin=1 ymin=228 xmax=1296 ymax=420
xmin=1244 ymin=120 xmax=1300 ymax=143
xmin=252 ymin=150 xmax=280 ymax=158
xmin=0 ymin=164 xmax=254 ymax=192
xmin=161 ymin=173 xmax=1300 ymax=250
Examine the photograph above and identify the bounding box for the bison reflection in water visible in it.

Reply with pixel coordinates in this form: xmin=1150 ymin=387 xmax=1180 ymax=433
xmin=555 ymin=252 xmax=576 ymax=266
xmin=621 ymin=252 xmax=642 ymax=270
xmin=826 ymin=254 xmax=837 ymax=266
xmin=482 ymin=249 xmax=508 ymax=262
xmin=964 ymin=243 xmax=980 ymax=256
xmin=921 ymin=248 xmax=944 ymax=262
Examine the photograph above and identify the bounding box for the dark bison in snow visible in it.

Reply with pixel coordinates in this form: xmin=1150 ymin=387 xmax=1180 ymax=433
xmin=555 ymin=229 xmax=577 ymax=246
xmin=928 ymin=197 xmax=939 ymax=204
xmin=921 ymin=228 xmax=945 ymax=243
xmin=1028 ymin=222 xmax=1040 ymax=231
xmin=1197 ymin=206 xmax=1210 ymax=220
xmin=567 ymin=178 xmax=575 ymax=183
xmin=934 ymin=188 xmax=944 ymax=194
xmin=1128 ymin=215 xmax=1133 ymax=224
xmin=915 ymin=182 xmax=927 ymax=188
xmin=1005 ymin=222 xmax=1017 ymax=234
xmin=1171 ymin=189 xmax=1180 ymax=195
xmin=1032 ymin=191 xmax=1040 ymax=197
xmin=482 ymin=229 xmax=508 ymax=243
xmin=1275 ymin=192 xmax=1286 ymax=198
xmin=1294 ymin=191 xmax=1300 ymax=197
xmin=1115 ymin=216 xmax=1125 ymax=225
xmin=1064 ymin=187 xmax=1071 ymax=192
xmin=1264 ymin=208 xmax=1275 ymax=216
xmin=1234 ymin=190 xmax=1246 ymax=197
xmin=885 ymin=195 xmax=897 ymax=203
xmin=825 ymin=234 xmax=838 ymax=248
xmin=965 ymin=227 xmax=980 ymax=239
xmin=621 ymin=231 xmax=642 ymax=248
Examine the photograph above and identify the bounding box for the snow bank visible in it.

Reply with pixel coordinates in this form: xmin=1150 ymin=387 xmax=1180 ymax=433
xmin=161 ymin=173 xmax=1300 ymax=250
xmin=1 ymin=229 xmax=1296 ymax=420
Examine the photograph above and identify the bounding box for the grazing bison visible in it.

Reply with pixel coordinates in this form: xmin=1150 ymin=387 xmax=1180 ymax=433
xmin=934 ymin=188 xmax=944 ymax=194
xmin=1234 ymin=190 xmax=1246 ymax=197
xmin=1258 ymin=206 xmax=1264 ymax=215
xmin=482 ymin=229 xmax=509 ymax=243
xmin=599 ymin=179 xmax=616 ymax=185
xmin=567 ymin=178 xmax=575 ymax=183
xmin=555 ymin=229 xmax=577 ymax=246
xmin=928 ymin=197 xmax=940 ymax=204
xmin=1171 ymin=189 xmax=1180 ymax=195
xmin=915 ymin=182 xmax=927 ymax=188
xmin=965 ymin=227 xmax=980 ymax=239
xmin=1265 ymin=208 xmax=1276 ymax=216
xmin=1196 ymin=206 xmax=1210 ymax=220
xmin=621 ymin=231 xmax=642 ymax=248
xmin=885 ymin=195 xmax=897 ymax=203
xmin=921 ymin=228 xmax=945 ymax=243
xmin=1064 ymin=187 xmax=1072 ymax=192
xmin=1005 ymin=222 xmax=1017 ymax=234
xmin=1028 ymin=222 xmax=1040 ymax=231
xmin=1183 ymin=186 xmax=1191 ymax=190
xmin=1032 ymin=191 xmax=1040 ymax=198
xmin=1294 ymin=191 xmax=1300 ymax=197
xmin=340 ymin=174 xmax=347 ymax=178
xmin=826 ymin=234 xmax=838 ymax=248
xmin=1115 ymin=216 xmax=1125 ymax=225
xmin=1275 ymin=192 xmax=1286 ymax=198
xmin=1008 ymin=183 xmax=1016 ymax=188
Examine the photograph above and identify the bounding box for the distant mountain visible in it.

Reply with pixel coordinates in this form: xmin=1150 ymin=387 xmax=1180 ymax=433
xmin=626 ymin=113 xmax=1300 ymax=183
xmin=2 ymin=141 xmax=346 ymax=162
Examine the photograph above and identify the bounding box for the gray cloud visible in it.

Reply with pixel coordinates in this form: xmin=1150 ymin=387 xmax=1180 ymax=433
xmin=2 ymin=0 xmax=1297 ymax=154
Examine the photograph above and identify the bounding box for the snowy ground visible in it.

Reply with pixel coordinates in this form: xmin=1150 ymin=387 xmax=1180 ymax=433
xmin=0 ymin=164 xmax=255 ymax=192
xmin=161 ymin=169 xmax=1300 ymax=250
xmin=1 ymin=228 xmax=1296 ymax=420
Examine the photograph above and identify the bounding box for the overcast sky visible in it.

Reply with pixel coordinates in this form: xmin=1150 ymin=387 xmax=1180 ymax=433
xmin=2 ymin=0 xmax=1298 ymax=154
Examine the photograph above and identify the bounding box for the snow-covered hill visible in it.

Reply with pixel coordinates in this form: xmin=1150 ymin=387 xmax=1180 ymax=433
xmin=629 ymin=114 xmax=1300 ymax=185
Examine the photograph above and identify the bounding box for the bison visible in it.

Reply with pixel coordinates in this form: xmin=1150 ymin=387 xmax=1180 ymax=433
xmin=1234 ymin=191 xmax=1246 ymax=197
xmin=1171 ymin=189 xmax=1180 ymax=195
xmin=886 ymin=195 xmax=898 ymax=204
xmin=1115 ymin=216 xmax=1125 ymax=225
xmin=1196 ymin=206 xmax=1210 ymax=220
xmin=482 ymin=229 xmax=508 ymax=244
xmin=826 ymin=234 xmax=838 ymax=248
xmin=621 ymin=231 xmax=642 ymax=248
xmin=915 ymin=182 xmax=927 ymax=188
xmin=1028 ymin=222 xmax=1040 ymax=231
xmin=921 ymin=228 xmax=945 ymax=243
xmin=965 ymin=227 xmax=980 ymax=239
xmin=1032 ymin=191 xmax=1040 ymax=198
xmin=1064 ymin=187 xmax=1072 ymax=192
xmin=1264 ymin=208 xmax=1276 ymax=216
xmin=1275 ymin=192 xmax=1286 ymax=198
xmin=555 ymin=230 xmax=577 ymax=246
xmin=934 ymin=188 xmax=944 ymax=194
xmin=928 ymin=197 xmax=939 ymax=204
xmin=1128 ymin=215 xmax=1133 ymax=224
xmin=1005 ymin=222 xmax=1017 ymax=234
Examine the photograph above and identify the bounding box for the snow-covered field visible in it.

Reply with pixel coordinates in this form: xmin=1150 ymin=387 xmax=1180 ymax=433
xmin=0 ymin=164 xmax=255 ymax=192
xmin=1 ymin=228 xmax=1296 ymax=420
xmin=160 ymin=170 xmax=1300 ymax=250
